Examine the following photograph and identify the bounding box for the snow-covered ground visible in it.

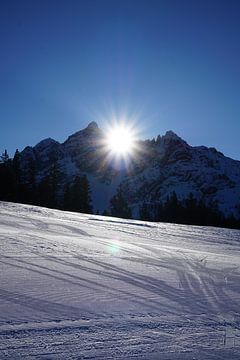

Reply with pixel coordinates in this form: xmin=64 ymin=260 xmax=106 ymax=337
xmin=0 ymin=202 xmax=240 ymax=359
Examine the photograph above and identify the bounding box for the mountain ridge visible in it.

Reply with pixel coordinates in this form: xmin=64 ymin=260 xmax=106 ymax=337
xmin=1 ymin=122 xmax=240 ymax=225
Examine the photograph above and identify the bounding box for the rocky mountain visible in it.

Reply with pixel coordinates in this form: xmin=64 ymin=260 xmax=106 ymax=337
xmin=12 ymin=122 xmax=240 ymax=220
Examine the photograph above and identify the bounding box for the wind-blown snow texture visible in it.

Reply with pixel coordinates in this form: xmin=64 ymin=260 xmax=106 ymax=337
xmin=0 ymin=202 xmax=240 ymax=359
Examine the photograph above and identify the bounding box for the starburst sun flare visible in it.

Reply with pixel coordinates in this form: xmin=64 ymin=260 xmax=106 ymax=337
xmin=105 ymin=123 xmax=137 ymax=158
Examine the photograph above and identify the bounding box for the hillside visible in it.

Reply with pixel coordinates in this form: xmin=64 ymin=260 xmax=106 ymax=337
xmin=0 ymin=202 xmax=240 ymax=359
xmin=1 ymin=123 xmax=240 ymax=226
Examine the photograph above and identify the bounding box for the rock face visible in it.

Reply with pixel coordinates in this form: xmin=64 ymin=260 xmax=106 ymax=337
xmin=18 ymin=123 xmax=240 ymax=218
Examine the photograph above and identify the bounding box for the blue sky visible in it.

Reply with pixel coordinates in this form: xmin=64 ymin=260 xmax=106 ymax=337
xmin=0 ymin=0 xmax=240 ymax=159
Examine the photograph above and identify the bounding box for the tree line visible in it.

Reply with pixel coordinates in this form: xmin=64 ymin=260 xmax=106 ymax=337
xmin=1 ymin=149 xmax=240 ymax=229
xmin=0 ymin=149 xmax=92 ymax=213
xmin=139 ymin=191 xmax=240 ymax=229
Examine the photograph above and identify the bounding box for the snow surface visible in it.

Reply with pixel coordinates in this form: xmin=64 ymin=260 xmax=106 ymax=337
xmin=0 ymin=202 xmax=240 ymax=359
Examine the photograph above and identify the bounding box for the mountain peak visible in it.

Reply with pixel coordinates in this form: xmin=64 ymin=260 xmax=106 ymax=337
xmin=161 ymin=130 xmax=189 ymax=147
xmin=86 ymin=121 xmax=98 ymax=130
xmin=164 ymin=130 xmax=182 ymax=140
xmin=64 ymin=122 xmax=100 ymax=144
xmin=9 ymin=122 xmax=240 ymax=223
xmin=34 ymin=138 xmax=59 ymax=151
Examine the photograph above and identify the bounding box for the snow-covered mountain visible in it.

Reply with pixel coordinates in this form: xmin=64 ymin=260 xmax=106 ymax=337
xmin=18 ymin=122 xmax=240 ymax=219
xmin=0 ymin=202 xmax=240 ymax=359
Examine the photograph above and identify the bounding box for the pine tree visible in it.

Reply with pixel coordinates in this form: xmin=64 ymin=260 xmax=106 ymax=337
xmin=36 ymin=161 xmax=63 ymax=208
xmin=12 ymin=149 xmax=21 ymax=182
xmin=37 ymin=176 xmax=55 ymax=208
xmin=110 ymin=185 xmax=132 ymax=219
xmin=78 ymin=175 xmax=92 ymax=214
xmin=20 ymin=157 xmax=37 ymax=204
xmin=12 ymin=149 xmax=21 ymax=201
xmin=139 ymin=202 xmax=151 ymax=221
xmin=0 ymin=149 xmax=9 ymax=163
xmin=0 ymin=150 xmax=16 ymax=201
xmin=63 ymin=175 xmax=92 ymax=214
xmin=63 ymin=183 xmax=72 ymax=210
xmin=49 ymin=161 xmax=63 ymax=207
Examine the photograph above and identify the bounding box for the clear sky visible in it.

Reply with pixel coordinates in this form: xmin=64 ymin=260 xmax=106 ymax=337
xmin=0 ymin=0 xmax=240 ymax=159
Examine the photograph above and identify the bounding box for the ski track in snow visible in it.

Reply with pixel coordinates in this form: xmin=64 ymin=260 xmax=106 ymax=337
xmin=0 ymin=202 xmax=240 ymax=359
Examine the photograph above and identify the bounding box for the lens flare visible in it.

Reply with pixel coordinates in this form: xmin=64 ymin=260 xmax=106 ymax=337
xmin=107 ymin=241 xmax=120 ymax=254
xmin=100 ymin=113 xmax=143 ymax=169
xmin=106 ymin=124 xmax=135 ymax=156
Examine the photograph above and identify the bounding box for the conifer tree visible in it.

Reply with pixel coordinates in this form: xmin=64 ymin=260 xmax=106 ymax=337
xmin=63 ymin=175 xmax=92 ymax=214
xmin=12 ymin=149 xmax=21 ymax=199
xmin=0 ymin=149 xmax=9 ymax=163
xmin=19 ymin=157 xmax=37 ymax=204
xmin=63 ymin=183 xmax=72 ymax=210
xmin=78 ymin=175 xmax=92 ymax=214
xmin=36 ymin=161 xmax=63 ymax=208
xmin=12 ymin=149 xmax=21 ymax=183
xmin=110 ymin=185 xmax=132 ymax=219
xmin=139 ymin=202 xmax=152 ymax=221
xmin=0 ymin=150 xmax=16 ymax=201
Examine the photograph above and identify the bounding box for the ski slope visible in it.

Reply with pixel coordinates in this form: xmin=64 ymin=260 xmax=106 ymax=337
xmin=0 ymin=202 xmax=240 ymax=359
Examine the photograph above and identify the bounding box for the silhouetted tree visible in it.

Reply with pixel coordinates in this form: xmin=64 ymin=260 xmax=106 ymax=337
xmin=11 ymin=149 xmax=21 ymax=201
xmin=110 ymin=185 xmax=132 ymax=219
xmin=12 ymin=149 xmax=21 ymax=182
xmin=63 ymin=183 xmax=72 ymax=210
xmin=0 ymin=149 xmax=9 ymax=164
xmin=19 ymin=157 xmax=37 ymax=204
xmin=139 ymin=202 xmax=152 ymax=221
xmin=0 ymin=150 xmax=16 ymax=201
xmin=137 ymin=191 xmax=238 ymax=228
xmin=36 ymin=161 xmax=63 ymax=208
xmin=63 ymin=175 xmax=92 ymax=213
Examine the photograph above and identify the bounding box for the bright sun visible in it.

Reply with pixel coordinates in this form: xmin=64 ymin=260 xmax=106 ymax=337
xmin=105 ymin=124 xmax=135 ymax=157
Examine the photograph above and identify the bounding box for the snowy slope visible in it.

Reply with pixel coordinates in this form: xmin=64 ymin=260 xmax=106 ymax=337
xmin=0 ymin=202 xmax=240 ymax=359
xmin=122 ymin=131 xmax=240 ymax=219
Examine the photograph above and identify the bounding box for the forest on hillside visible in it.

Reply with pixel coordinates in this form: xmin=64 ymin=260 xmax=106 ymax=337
xmin=1 ymin=149 xmax=240 ymax=229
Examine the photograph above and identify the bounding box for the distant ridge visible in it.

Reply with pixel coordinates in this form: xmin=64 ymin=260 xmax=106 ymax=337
xmin=1 ymin=122 xmax=240 ymax=228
